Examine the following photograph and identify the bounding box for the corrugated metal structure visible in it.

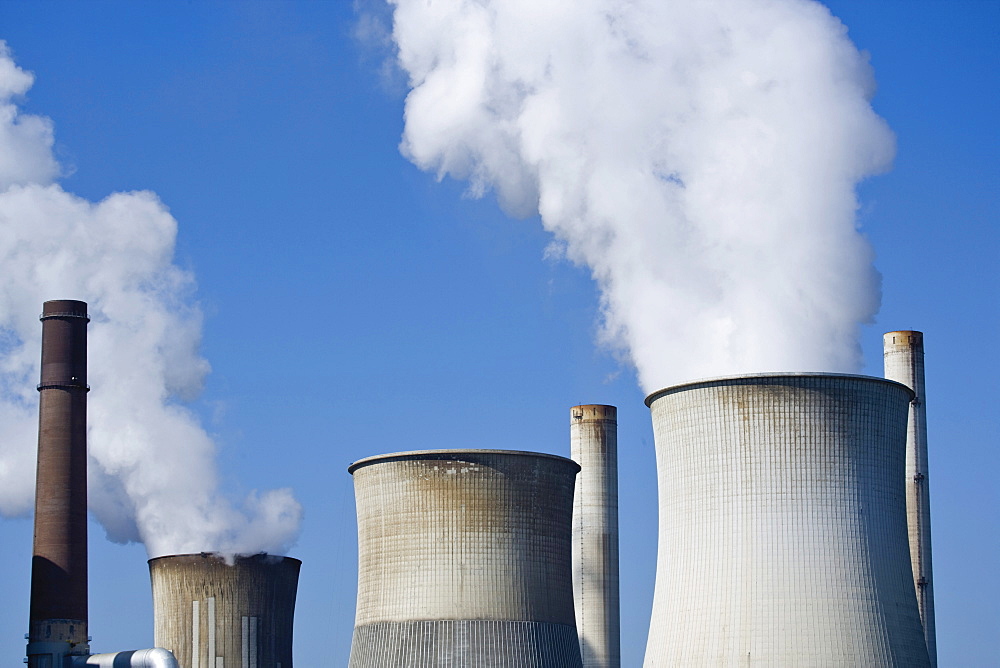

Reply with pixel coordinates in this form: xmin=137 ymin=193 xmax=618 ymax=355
xmin=884 ymin=331 xmax=937 ymax=665
xmin=149 ymin=553 xmax=300 ymax=668
xmin=347 ymin=449 xmax=584 ymax=667
xmin=28 ymin=299 xmax=92 ymax=664
xmin=643 ymin=374 xmax=931 ymax=667
xmin=570 ymin=406 xmax=620 ymax=668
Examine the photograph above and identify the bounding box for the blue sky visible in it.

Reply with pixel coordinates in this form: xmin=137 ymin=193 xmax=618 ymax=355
xmin=0 ymin=1 xmax=996 ymax=665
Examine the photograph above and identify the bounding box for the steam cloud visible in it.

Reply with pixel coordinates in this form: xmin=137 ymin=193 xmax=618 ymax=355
xmin=382 ymin=0 xmax=894 ymax=391
xmin=0 ymin=42 xmax=301 ymax=558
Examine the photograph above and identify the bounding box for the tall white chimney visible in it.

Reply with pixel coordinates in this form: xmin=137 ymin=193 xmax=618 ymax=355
xmin=884 ymin=331 xmax=937 ymax=666
xmin=571 ymin=405 xmax=621 ymax=668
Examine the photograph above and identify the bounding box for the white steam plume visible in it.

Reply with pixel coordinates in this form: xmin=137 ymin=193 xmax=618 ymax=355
xmin=0 ymin=42 xmax=301 ymax=558
xmin=382 ymin=0 xmax=894 ymax=391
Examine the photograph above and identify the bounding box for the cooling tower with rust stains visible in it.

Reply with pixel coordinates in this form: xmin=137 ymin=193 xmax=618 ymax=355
xmin=643 ymin=374 xmax=931 ymax=667
xmin=347 ymin=449 xmax=583 ymax=667
xmin=28 ymin=299 xmax=91 ymax=663
xmin=884 ymin=331 xmax=937 ymax=666
xmin=149 ymin=553 xmax=300 ymax=668
xmin=570 ymin=405 xmax=620 ymax=668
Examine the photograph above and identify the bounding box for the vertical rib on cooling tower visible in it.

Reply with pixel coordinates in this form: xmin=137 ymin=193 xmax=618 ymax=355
xmin=347 ymin=449 xmax=584 ymax=667
xmin=643 ymin=374 xmax=930 ymax=667
xmin=148 ymin=553 xmax=300 ymax=668
xmin=884 ymin=331 xmax=936 ymax=666
xmin=570 ymin=406 xmax=620 ymax=668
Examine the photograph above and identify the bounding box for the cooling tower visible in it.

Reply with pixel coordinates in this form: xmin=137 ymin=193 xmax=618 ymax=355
xmin=28 ymin=300 xmax=91 ymax=662
xmin=148 ymin=553 xmax=300 ymax=668
xmin=347 ymin=449 xmax=584 ymax=667
xmin=643 ymin=374 xmax=931 ymax=667
xmin=570 ymin=406 xmax=620 ymax=668
xmin=884 ymin=331 xmax=936 ymax=666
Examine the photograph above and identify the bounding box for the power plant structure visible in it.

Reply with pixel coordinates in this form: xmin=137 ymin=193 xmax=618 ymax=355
xmin=347 ymin=449 xmax=584 ymax=667
xmin=642 ymin=373 xmax=931 ymax=666
xmin=15 ymin=297 xmax=939 ymax=666
xmin=149 ymin=553 xmax=301 ymax=668
xmin=28 ymin=300 xmax=92 ymax=664
xmin=884 ymin=331 xmax=937 ymax=666
xmin=570 ymin=406 xmax=620 ymax=668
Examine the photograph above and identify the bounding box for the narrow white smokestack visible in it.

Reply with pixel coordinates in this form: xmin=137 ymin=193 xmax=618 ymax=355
xmin=883 ymin=330 xmax=936 ymax=666
xmin=570 ymin=405 xmax=620 ymax=668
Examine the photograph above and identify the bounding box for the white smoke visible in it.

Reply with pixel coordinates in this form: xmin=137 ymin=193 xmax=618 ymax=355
xmin=0 ymin=42 xmax=301 ymax=558
xmin=381 ymin=0 xmax=894 ymax=392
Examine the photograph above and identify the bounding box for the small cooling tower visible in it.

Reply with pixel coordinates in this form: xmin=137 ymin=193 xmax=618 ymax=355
xmin=570 ymin=405 xmax=620 ymax=668
xmin=347 ymin=449 xmax=583 ymax=667
xmin=643 ymin=374 xmax=930 ymax=667
xmin=149 ymin=553 xmax=300 ymax=668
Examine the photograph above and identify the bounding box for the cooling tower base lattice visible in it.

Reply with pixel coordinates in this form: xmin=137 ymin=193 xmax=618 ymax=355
xmin=349 ymin=621 xmax=581 ymax=666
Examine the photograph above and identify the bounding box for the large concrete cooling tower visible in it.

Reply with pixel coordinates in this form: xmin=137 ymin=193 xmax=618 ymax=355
xmin=643 ymin=374 xmax=930 ymax=667
xmin=570 ymin=405 xmax=620 ymax=668
xmin=884 ymin=331 xmax=937 ymax=666
xmin=347 ymin=449 xmax=584 ymax=667
xmin=29 ymin=300 xmax=91 ymax=663
xmin=149 ymin=553 xmax=300 ymax=668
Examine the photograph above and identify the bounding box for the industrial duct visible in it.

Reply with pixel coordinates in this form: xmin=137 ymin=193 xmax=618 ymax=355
xmin=347 ymin=449 xmax=584 ymax=667
xmin=70 ymin=649 xmax=180 ymax=668
xmin=149 ymin=553 xmax=301 ymax=668
xmin=643 ymin=374 xmax=931 ymax=667
xmin=570 ymin=405 xmax=620 ymax=668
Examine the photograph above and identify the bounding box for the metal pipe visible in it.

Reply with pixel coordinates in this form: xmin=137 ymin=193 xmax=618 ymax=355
xmin=70 ymin=649 xmax=180 ymax=668
xmin=884 ymin=331 xmax=937 ymax=666
xmin=28 ymin=299 xmax=91 ymax=664
xmin=570 ymin=405 xmax=621 ymax=668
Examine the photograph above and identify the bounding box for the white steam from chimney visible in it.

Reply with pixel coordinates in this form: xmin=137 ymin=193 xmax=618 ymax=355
xmin=381 ymin=0 xmax=894 ymax=391
xmin=0 ymin=42 xmax=301 ymax=558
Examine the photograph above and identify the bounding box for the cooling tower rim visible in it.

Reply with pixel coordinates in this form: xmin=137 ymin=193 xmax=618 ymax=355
xmin=147 ymin=552 xmax=301 ymax=567
xmin=644 ymin=371 xmax=915 ymax=407
xmin=348 ymin=448 xmax=580 ymax=474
